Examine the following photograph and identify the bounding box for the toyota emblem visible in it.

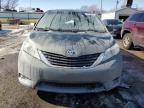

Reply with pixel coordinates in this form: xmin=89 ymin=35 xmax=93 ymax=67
xmin=66 ymin=49 xmax=75 ymax=56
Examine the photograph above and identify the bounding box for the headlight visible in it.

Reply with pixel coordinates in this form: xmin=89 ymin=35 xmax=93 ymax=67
xmin=38 ymin=50 xmax=51 ymax=65
xmin=21 ymin=40 xmax=51 ymax=65
xmin=102 ymin=43 xmax=120 ymax=62
xmin=93 ymin=43 xmax=120 ymax=66
xmin=21 ymin=41 xmax=40 ymax=59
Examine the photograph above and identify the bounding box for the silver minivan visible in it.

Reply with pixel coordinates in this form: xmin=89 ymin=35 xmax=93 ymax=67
xmin=18 ymin=10 xmax=122 ymax=93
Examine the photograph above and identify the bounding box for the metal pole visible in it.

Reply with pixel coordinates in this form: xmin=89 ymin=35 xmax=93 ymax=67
xmin=116 ymin=0 xmax=119 ymax=11
xmin=101 ymin=0 xmax=103 ymax=14
xmin=30 ymin=0 xmax=31 ymax=8
xmin=0 ymin=0 xmax=1 ymax=11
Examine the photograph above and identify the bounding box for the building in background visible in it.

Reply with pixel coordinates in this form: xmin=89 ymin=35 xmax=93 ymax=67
xmin=101 ymin=7 xmax=138 ymax=21
xmin=19 ymin=7 xmax=44 ymax=12
xmin=101 ymin=0 xmax=139 ymax=21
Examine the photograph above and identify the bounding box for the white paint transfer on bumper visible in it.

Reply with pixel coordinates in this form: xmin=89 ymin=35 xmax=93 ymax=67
xmin=18 ymin=50 xmax=122 ymax=93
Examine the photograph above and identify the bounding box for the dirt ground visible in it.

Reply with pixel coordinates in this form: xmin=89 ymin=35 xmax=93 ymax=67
xmin=0 ymin=31 xmax=144 ymax=108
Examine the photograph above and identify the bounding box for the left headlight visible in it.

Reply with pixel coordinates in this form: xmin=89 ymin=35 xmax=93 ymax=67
xmin=21 ymin=40 xmax=40 ymax=59
xmin=93 ymin=43 xmax=120 ymax=66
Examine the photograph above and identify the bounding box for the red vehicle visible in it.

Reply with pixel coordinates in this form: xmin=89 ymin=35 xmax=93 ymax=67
xmin=121 ymin=11 xmax=144 ymax=49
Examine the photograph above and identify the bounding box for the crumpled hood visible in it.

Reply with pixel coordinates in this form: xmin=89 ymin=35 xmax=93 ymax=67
xmin=28 ymin=31 xmax=114 ymax=56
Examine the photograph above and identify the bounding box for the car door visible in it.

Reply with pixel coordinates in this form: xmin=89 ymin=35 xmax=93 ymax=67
xmin=133 ymin=13 xmax=144 ymax=47
xmin=126 ymin=14 xmax=137 ymax=33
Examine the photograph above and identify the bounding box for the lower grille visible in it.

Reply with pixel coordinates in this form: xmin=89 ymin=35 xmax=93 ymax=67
xmin=42 ymin=51 xmax=100 ymax=67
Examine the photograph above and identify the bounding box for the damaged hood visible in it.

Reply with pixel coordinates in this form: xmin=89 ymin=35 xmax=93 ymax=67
xmin=28 ymin=31 xmax=114 ymax=56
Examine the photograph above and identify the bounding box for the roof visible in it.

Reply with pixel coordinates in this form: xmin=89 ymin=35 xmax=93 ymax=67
xmin=102 ymin=7 xmax=138 ymax=14
xmin=103 ymin=19 xmax=120 ymax=21
xmin=133 ymin=11 xmax=144 ymax=14
xmin=115 ymin=7 xmax=138 ymax=12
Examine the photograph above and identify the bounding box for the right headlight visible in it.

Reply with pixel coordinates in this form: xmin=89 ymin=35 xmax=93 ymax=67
xmin=21 ymin=39 xmax=51 ymax=65
xmin=21 ymin=40 xmax=40 ymax=60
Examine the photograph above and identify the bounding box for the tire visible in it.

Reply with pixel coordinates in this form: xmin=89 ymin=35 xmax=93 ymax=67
xmin=122 ymin=33 xmax=133 ymax=50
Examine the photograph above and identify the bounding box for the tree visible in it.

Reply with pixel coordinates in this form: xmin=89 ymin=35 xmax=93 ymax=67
xmin=1 ymin=0 xmax=19 ymax=10
xmin=88 ymin=5 xmax=99 ymax=12
xmin=80 ymin=4 xmax=106 ymax=14
xmin=80 ymin=5 xmax=89 ymax=11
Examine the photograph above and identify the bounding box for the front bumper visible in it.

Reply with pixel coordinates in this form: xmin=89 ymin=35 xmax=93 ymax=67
xmin=18 ymin=51 xmax=122 ymax=93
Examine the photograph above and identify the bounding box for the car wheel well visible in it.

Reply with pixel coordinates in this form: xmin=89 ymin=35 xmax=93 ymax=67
xmin=122 ymin=30 xmax=131 ymax=38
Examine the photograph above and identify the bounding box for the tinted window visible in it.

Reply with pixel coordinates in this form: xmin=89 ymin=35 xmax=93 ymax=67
xmin=129 ymin=13 xmax=143 ymax=22
xmin=104 ymin=20 xmax=122 ymax=25
xmin=36 ymin=11 xmax=106 ymax=32
xmin=139 ymin=13 xmax=144 ymax=22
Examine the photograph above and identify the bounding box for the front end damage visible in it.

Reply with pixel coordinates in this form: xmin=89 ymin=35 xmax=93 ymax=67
xmin=18 ymin=31 xmax=122 ymax=93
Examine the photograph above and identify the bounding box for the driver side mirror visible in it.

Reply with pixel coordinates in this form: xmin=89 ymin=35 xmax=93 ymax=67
xmin=34 ymin=23 xmax=37 ymax=27
xmin=106 ymin=25 xmax=110 ymax=28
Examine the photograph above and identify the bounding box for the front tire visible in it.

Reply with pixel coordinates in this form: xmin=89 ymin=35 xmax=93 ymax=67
xmin=122 ymin=33 xmax=133 ymax=50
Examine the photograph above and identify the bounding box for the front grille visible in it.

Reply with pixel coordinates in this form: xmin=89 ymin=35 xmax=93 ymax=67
xmin=42 ymin=51 xmax=100 ymax=67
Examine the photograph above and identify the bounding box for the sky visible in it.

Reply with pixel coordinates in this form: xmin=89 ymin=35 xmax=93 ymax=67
xmin=18 ymin=0 xmax=144 ymax=11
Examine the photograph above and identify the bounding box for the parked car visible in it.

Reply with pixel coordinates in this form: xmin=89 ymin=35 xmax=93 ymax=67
xmin=35 ymin=8 xmax=44 ymax=12
xmin=18 ymin=10 xmax=122 ymax=93
xmin=3 ymin=9 xmax=17 ymax=12
xmin=121 ymin=11 xmax=144 ymax=49
xmin=103 ymin=19 xmax=122 ymax=38
xmin=19 ymin=8 xmax=44 ymax=13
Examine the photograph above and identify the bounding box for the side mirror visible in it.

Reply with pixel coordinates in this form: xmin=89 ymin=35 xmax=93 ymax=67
xmin=106 ymin=25 xmax=110 ymax=28
xmin=34 ymin=23 xmax=37 ymax=27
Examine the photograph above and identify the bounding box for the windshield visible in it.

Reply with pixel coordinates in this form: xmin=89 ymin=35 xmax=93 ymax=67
xmin=36 ymin=11 xmax=106 ymax=32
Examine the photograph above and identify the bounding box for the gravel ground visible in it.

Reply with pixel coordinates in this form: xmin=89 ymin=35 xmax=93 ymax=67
xmin=0 ymin=31 xmax=144 ymax=108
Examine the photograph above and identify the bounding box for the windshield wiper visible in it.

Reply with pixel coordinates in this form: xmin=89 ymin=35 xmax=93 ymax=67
xmin=35 ymin=27 xmax=49 ymax=31
xmin=35 ymin=28 xmax=106 ymax=33
xmin=49 ymin=28 xmax=80 ymax=33
xmin=35 ymin=28 xmax=73 ymax=32
xmin=87 ymin=29 xmax=106 ymax=33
